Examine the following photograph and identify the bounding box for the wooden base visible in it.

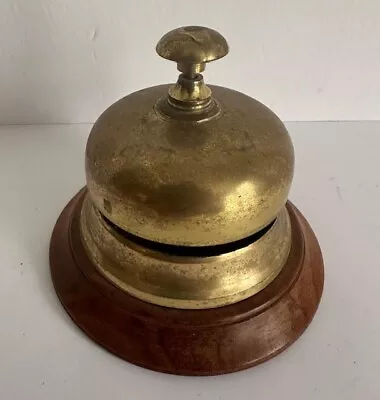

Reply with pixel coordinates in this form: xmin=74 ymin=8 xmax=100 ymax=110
xmin=50 ymin=189 xmax=324 ymax=376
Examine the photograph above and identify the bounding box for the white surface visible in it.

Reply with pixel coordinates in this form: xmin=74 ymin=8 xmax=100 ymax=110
xmin=0 ymin=121 xmax=379 ymax=399
xmin=1 ymin=1 xmax=380 ymax=124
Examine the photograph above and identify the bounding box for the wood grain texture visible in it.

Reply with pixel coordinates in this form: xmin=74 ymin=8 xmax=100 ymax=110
xmin=50 ymin=189 xmax=324 ymax=376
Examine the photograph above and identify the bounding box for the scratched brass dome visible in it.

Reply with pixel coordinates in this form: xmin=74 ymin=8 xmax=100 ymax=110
xmin=85 ymin=26 xmax=294 ymax=247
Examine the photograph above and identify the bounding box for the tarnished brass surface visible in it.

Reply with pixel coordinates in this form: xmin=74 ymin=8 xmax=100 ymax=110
xmin=86 ymin=84 xmax=294 ymax=246
xmin=80 ymin=193 xmax=292 ymax=309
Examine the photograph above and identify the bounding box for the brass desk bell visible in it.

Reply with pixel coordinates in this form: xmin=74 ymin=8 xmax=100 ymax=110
xmin=50 ymin=26 xmax=324 ymax=375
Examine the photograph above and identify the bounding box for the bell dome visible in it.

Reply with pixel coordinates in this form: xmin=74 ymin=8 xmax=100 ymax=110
xmin=85 ymin=26 xmax=294 ymax=246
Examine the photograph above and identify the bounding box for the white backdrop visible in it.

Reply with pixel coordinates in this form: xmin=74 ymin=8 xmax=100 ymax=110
xmin=0 ymin=0 xmax=379 ymax=124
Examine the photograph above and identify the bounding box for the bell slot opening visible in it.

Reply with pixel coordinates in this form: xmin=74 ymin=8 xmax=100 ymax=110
xmin=101 ymin=215 xmax=276 ymax=258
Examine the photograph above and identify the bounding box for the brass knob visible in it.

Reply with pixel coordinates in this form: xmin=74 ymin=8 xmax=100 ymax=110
xmin=156 ymin=26 xmax=229 ymax=116
xmin=156 ymin=26 xmax=229 ymax=78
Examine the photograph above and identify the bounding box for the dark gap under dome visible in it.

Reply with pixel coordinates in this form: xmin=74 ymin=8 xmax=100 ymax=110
xmin=101 ymin=214 xmax=276 ymax=258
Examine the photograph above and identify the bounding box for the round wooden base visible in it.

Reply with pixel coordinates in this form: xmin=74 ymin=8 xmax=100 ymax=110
xmin=50 ymin=189 xmax=324 ymax=376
